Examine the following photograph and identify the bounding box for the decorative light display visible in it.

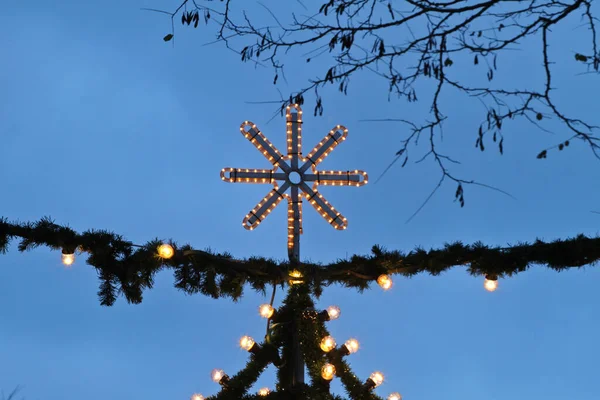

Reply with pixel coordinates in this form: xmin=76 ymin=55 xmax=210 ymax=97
xmin=0 ymin=75 xmax=594 ymax=400
xmin=194 ymin=104 xmax=399 ymax=399
xmin=220 ymin=104 xmax=368 ymax=262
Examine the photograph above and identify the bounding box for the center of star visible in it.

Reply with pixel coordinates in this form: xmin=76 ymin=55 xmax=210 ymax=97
xmin=288 ymin=171 xmax=302 ymax=185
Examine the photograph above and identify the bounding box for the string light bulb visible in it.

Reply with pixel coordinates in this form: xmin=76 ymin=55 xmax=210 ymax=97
xmin=377 ymin=274 xmax=392 ymax=290
xmin=326 ymin=305 xmax=341 ymax=320
xmin=288 ymin=269 xmax=304 ymax=284
xmin=190 ymin=394 xmax=204 ymax=400
xmin=157 ymin=243 xmax=175 ymax=259
xmin=257 ymin=388 xmax=270 ymax=396
xmin=365 ymin=371 xmax=385 ymax=389
xmin=318 ymin=305 xmax=341 ymax=321
xmin=388 ymin=392 xmax=402 ymax=400
xmin=321 ymin=363 xmax=336 ymax=380
xmin=239 ymin=335 xmax=255 ymax=350
xmin=61 ymin=248 xmax=75 ymax=266
xmin=259 ymin=304 xmax=275 ymax=319
xmin=320 ymin=336 xmax=336 ymax=352
xmin=342 ymin=338 xmax=360 ymax=355
xmin=211 ymin=369 xmax=229 ymax=385
xmin=239 ymin=335 xmax=260 ymax=353
xmin=484 ymin=274 xmax=498 ymax=292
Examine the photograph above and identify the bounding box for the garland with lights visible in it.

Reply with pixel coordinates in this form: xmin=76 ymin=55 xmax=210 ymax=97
xmin=2 ymin=216 xmax=600 ymax=399
xmin=2 ymin=217 xmax=599 ymax=303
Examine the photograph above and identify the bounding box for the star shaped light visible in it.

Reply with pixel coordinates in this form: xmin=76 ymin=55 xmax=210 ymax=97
xmin=220 ymin=104 xmax=367 ymax=260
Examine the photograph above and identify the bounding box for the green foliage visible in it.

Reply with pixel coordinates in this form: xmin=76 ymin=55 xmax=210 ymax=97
xmin=2 ymin=217 xmax=600 ymax=306
xmin=205 ymin=285 xmax=377 ymax=399
xmin=4 ymin=215 xmax=600 ymax=398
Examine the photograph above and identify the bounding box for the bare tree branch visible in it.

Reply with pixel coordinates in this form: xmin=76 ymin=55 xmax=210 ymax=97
xmin=150 ymin=0 xmax=600 ymax=214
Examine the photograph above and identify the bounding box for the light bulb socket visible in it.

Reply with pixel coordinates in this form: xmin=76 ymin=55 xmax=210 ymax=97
xmin=219 ymin=375 xmax=230 ymax=387
xmin=364 ymin=378 xmax=377 ymax=391
xmin=340 ymin=344 xmax=351 ymax=356
xmin=485 ymin=274 xmax=498 ymax=281
xmin=318 ymin=310 xmax=331 ymax=321
xmin=248 ymin=343 xmax=261 ymax=355
xmin=61 ymin=246 xmax=76 ymax=255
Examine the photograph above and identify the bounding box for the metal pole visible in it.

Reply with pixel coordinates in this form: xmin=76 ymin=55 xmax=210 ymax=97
xmin=289 ymin=110 xmax=304 ymax=388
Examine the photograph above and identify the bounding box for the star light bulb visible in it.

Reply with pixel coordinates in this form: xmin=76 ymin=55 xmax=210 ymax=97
xmin=259 ymin=304 xmax=275 ymax=318
xmin=388 ymin=392 xmax=402 ymax=400
xmin=320 ymin=336 xmax=336 ymax=352
xmin=321 ymin=363 xmax=336 ymax=380
xmin=484 ymin=275 xmax=498 ymax=292
xmin=190 ymin=394 xmax=204 ymax=400
xmin=377 ymin=274 xmax=392 ymax=290
xmin=157 ymin=243 xmax=175 ymax=259
xmin=326 ymin=305 xmax=341 ymax=320
xmin=258 ymin=388 xmax=270 ymax=396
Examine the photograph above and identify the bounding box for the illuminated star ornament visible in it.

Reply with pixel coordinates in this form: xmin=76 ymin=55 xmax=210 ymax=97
xmin=220 ymin=104 xmax=368 ymax=262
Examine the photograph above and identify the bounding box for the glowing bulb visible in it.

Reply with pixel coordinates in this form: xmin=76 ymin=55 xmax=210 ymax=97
xmin=288 ymin=269 xmax=304 ymax=285
xmin=61 ymin=252 xmax=75 ymax=266
xmin=484 ymin=275 xmax=498 ymax=292
xmin=211 ymin=369 xmax=225 ymax=383
xmin=344 ymin=338 xmax=360 ymax=354
xmin=259 ymin=304 xmax=275 ymax=318
xmin=239 ymin=335 xmax=256 ymax=351
xmin=377 ymin=274 xmax=392 ymax=290
xmin=369 ymin=371 xmax=385 ymax=387
xmin=326 ymin=305 xmax=341 ymax=320
xmin=321 ymin=363 xmax=336 ymax=380
xmin=320 ymin=336 xmax=336 ymax=352
xmin=190 ymin=394 xmax=205 ymax=400
xmin=289 ymin=269 xmax=303 ymax=278
xmin=157 ymin=243 xmax=175 ymax=259
xmin=258 ymin=388 xmax=270 ymax=396
xmin=388 ymin=392 xmax=402 ymax=400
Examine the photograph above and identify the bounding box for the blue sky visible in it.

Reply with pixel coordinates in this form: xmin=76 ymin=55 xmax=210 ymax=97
xmin=1 ymin=1 xmax=600 ymax=399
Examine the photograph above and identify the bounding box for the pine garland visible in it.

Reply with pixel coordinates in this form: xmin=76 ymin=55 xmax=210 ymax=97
xmin=297 ymin=286 xmax=383 ymax=400
xmin=2 ymin=217 xmax=599 ymax=306
xmin=205 ymin=285 xmax=377 ymax=399
xmin=4 ymin=216 xmax=599 ymax=398
xmin=206 ymin=342 xmax=274 ymax=400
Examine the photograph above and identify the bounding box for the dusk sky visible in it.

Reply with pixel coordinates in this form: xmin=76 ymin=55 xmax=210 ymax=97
xmin=1 ymin=1 xmax=600 ymax=399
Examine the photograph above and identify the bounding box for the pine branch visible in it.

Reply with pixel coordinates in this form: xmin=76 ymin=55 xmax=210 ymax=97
xmin=2 ymin=217 xmax=599 ymax=306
